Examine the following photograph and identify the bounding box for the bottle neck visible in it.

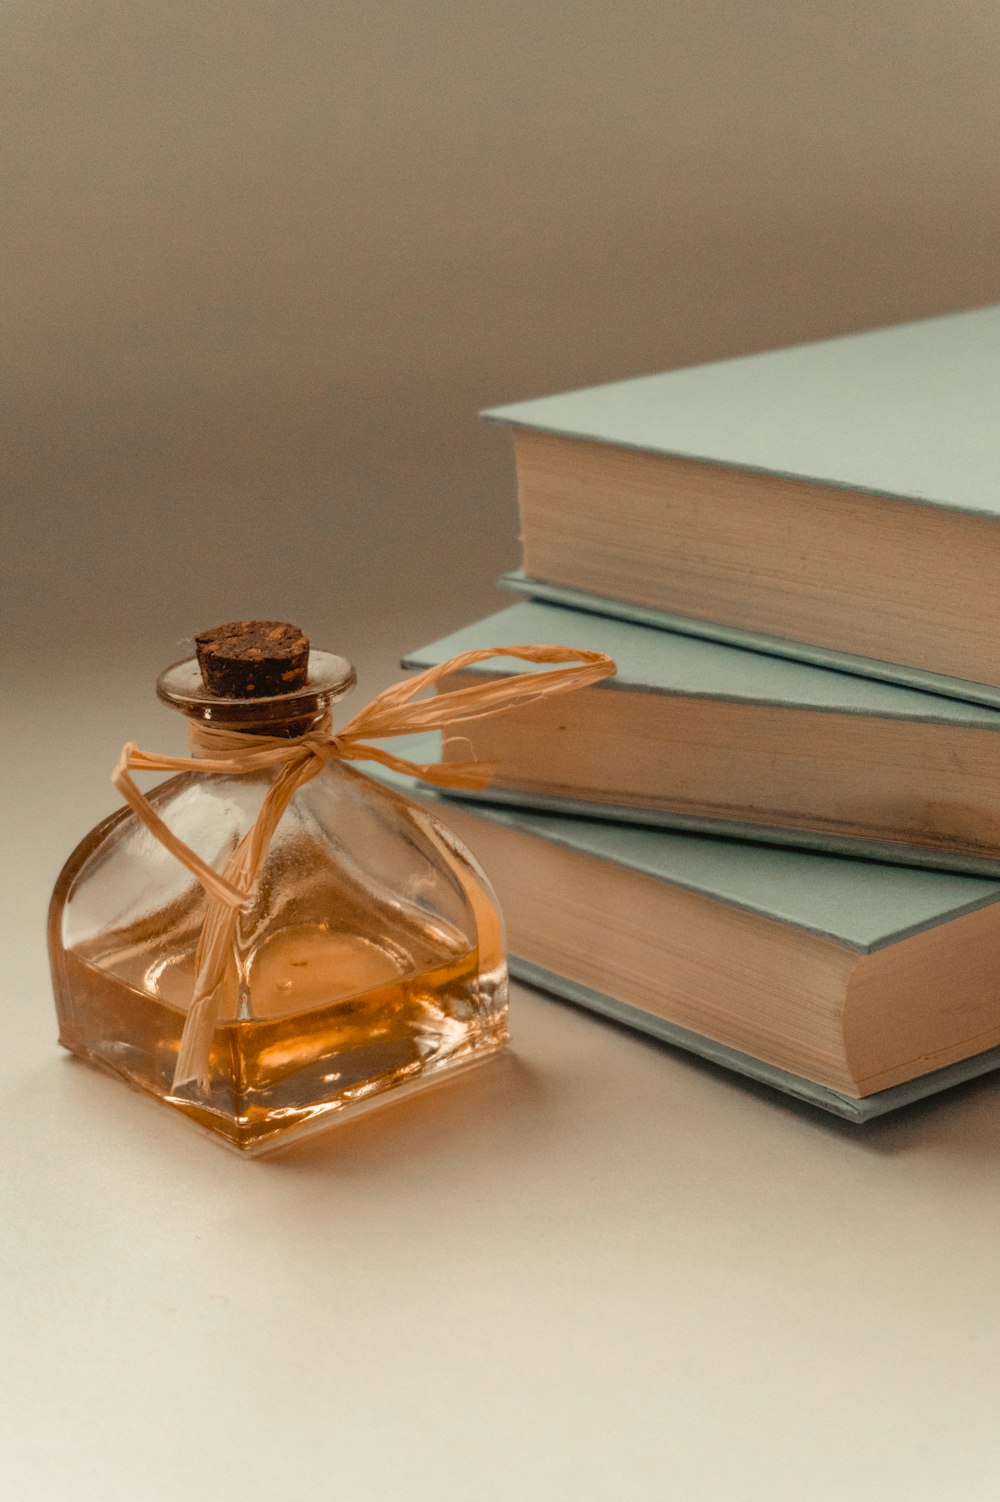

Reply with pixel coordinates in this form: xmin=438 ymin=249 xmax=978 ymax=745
xmin=187 ymin=710 xmax=333 ymax=757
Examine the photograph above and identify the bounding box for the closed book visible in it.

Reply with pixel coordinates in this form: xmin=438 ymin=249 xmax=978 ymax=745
xmin=371 ymin=750 xmax=1000 ymax=1120
xmin=484 ymin=303 xmax=1000 ymax=707
xmin=403 ymin=600 xmax=1000 ymax=876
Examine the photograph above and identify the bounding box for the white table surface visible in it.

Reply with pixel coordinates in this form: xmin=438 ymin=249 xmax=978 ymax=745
xmin=6 ymin=663 xmax=1000 ymax=1502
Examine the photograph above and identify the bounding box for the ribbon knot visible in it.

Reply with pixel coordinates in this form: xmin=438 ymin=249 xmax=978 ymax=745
xmin=109 ymin=643 xmax=615 ymax=1089
xmin=302 ymin=732 xmax=340 ymax=764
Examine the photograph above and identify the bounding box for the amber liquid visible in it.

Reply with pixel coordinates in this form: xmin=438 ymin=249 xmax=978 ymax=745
xmin=56 ymin=913 xmax=508 ymax=1153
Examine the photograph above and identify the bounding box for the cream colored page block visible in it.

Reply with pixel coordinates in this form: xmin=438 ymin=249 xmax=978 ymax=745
xmin=438 ymin=801 xmax=859 ymax=1093
xmin=516 ymin=430 xmax=1000 ymax=687
xmin=846 ymin=900 xmax=1000 ymax=1092
xmin=447 ymin=682 xmax=1000 ymax=854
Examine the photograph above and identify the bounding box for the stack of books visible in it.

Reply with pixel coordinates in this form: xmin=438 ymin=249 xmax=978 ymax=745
xmin=399 ymin=304 xmax=1000 ymax=1121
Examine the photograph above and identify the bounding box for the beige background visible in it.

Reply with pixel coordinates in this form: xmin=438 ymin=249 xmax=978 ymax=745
xmin=4 ymin=0 xmax=1000 ymax=685
xmin=5 ymin=7 xmax=1000 ymax=1499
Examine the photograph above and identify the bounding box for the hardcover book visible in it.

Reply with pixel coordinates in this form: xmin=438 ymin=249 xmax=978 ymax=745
xmin=372 ymin=749 xmax=1000 ymax=1120
xmin=403 ymin=600 xmax=1000 ymax=876
xmin=483 ymin=303 xmax=1000 ymax=706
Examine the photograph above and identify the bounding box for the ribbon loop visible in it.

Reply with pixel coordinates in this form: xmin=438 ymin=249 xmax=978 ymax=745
xmin=109 ymin=643 xmax=615 ymax=1089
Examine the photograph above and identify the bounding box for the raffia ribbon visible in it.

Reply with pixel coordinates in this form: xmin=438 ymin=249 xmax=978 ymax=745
xmin=111 ymin=644 xmax=615 ymax=1090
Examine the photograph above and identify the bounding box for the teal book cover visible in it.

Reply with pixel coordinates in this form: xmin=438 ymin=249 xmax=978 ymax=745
xmin=483 ymin=303 xmax=1000 ymax=706
xmin=369 ymin=741 xmax=1000 ymax=1122
xmin=484 ymin=303 xmax=1000 ymax=518
xmin=403 ymin=600 xmax=1000 ymax=877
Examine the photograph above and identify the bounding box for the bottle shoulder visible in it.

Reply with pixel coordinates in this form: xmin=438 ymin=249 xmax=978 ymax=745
xmin=49 ymin=761 xmax=500 ymax=967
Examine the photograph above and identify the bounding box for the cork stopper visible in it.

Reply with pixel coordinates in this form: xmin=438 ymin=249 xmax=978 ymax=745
xmin=194 ymin=620 xmax=310 ymax=699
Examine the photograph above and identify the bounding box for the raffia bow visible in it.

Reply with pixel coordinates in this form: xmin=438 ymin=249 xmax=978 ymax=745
xmin=111 ymin=644 xmax=615 ymax=1089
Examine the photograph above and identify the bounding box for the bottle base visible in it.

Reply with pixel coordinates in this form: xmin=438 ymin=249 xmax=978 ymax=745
xmin=59 ymin=1022 xmax=510 ymax=1156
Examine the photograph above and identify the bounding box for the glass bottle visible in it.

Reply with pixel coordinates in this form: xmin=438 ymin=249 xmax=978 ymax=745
xmin=48 ymin=645 xmax=509 ymax=1154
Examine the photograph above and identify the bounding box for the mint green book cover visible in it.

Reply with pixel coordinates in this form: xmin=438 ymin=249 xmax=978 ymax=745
xmin=484 ymin=303 xmax=1000 ymax=519
xmin=403 ymin=600 xmax=1000 ymax=876
xmin=369 ymin=741 xmax=1000 ymax=1121
xmin=484 ymin=303 xmax=1000 ymax=707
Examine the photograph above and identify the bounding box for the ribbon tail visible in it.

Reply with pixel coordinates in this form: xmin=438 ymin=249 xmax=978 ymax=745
xmin=339 ymin=741 xmax=498 ymax=791
xmin=173 ymin=989 xmax=224 ymax=1090
xmin=170 ymin=856 xmax=250 ymax=1091
xmin=112 ymin=755 xmax=250 ymax=910
xmin=335 ymin=645 xmax=617 ymax=743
